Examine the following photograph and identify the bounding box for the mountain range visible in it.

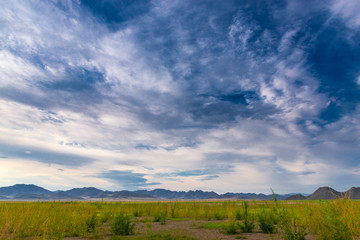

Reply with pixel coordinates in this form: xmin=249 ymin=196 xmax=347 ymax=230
xmin=0 ymin=184 xmax=357 ymax=200
xmin=285 ymin=186 xmax=360 ymax=200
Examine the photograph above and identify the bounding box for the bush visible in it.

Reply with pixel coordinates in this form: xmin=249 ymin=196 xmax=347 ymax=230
xmin=111 ymin=212 xmax=135 ymax=236
xmin=235 ymin=209 xmax=242 ymax=220
xmin=225 ymin=220 xmax=238 ymax=234
xmin=214 ymin=211 xmax=225 ymax=220
xmin=258 ymin=210 xmax=276 ymax=234
xmin=239 ymin=201 xmax=255 ymax=233
xmin=307 ymin=199 xmax=353 ymax=240
xmin=280 ymin=210 xmax=307 ymax=240
xmin=133 ymin=208 xmax=142 ymax=217
xmin=85 ymin=214 xmax=97 ymax=233
xmin=283 ymin=225 xmax=307 ymax=240
xmin=153 ymin=210 xmax=167 ymax=225
xmin=239 ymin=217 xmax=255 ymax=233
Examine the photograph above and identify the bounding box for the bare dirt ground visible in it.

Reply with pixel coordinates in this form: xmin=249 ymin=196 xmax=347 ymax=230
xmin=139 ymin=220 xmax=317 ymax=240
xmin=136 ymin=220 xmax=276 ymax=240
xmin=61 ymin=219 xmax=317 ymax=240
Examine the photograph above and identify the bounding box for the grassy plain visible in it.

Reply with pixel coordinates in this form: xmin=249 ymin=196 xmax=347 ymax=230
xmin=0 ymin=197 xmax=359 ymax=239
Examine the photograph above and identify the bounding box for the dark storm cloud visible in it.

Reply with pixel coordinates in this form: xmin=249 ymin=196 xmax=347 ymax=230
xmin=2 ymin=0 xmax=359 ymax=131
xmin=122 ymin=0 xmax=360 ymax=133
xmin=0 ymin=0 xmax=336 ymax=131
xmin=118 ymin=0 xmax=312 ymax=129
xmin=81 ymin=0 xmax=151 ymax=30
xmin=97 ymin=170 xmax=159 ymax=189
xmin=186 ymin=95 xmax=279 ymax=124
xmin=1 ymin=66 xmax=105 ymax=110
xmin=42 ymin=67 xmax=105 ymax=93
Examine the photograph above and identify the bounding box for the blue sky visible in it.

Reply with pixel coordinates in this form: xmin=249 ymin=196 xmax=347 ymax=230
xmin=0 ymin=0 xmax=360 ymax=194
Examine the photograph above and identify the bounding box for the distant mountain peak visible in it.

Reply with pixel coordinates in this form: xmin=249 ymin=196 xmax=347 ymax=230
xmin=1 ymin=184 xmax=360 ymax=200
xmin=300 ymin=186 xmax=341 ymax=200
xmin=0 ymin=184 xmax=51 ymax=197
xmin=345 ymin=187 xmax=360 ymax=199
xmin=285 ymin=194 xmax=306 ymax=200
xmin=316 ymin=186 xmax=336 ymax=191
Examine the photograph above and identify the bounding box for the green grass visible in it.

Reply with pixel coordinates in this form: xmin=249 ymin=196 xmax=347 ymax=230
xmin=200 ymin=221 xmax=228 ymax=230
xmin=201 ymin=220 xmax=239 ymax=234
xmin=225 ymin=220 xmax=238 ymax=234
xmin=111 ymin=212 xmax=135 ymax=236
xmin=0 ymin=198 xmax=359 ymax=239
xmin=238 ymin=201 xmax=255 ymax=233
xmin=153 ymin=209 xmax=167 ymax=225
xmin=257 ymin=209 xmax=276 ymax=233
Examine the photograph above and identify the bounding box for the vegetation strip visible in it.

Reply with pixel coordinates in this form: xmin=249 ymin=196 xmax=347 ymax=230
xmin=0 ymin=198 xmax=359 ymax=239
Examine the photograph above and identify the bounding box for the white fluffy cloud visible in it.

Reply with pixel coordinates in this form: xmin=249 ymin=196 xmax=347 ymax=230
xmin=330 ymin=0 xmax=360 ymax=28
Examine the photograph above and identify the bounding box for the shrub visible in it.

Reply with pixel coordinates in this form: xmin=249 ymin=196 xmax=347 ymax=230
xmin=133 ymin=209 xmax=142 ymax=217
xmin=307 ymin=199 xmax=354 ymax=240
xmin=214 ymin=211 xmax=225 ymax=220
xmin=235 ymin=209 xmax=242 ymax=220
xmin=225 ymin=220 xmax=238 ymax=234
xmin=153 ymin=210 xmax=167 ymax=225
xmin=258 ymin=210 xmax=276 ymax=234
xmin=239 ymin=217 xmax=255 ymax=233
xmin=111 ymin=212 xmax=135 ymax=236
xmin=280 ymin=210 xmax=307 ymax=240
xmin=170 ymin=205 xmax=177 ymax=218
xmin=239 ymin=201 xmax=255 ymax=233
xmin=85 ymin=214 xmax=97 ymax=233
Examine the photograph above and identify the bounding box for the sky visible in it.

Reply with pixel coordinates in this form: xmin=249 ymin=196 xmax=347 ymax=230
xmin=0 ymin=0 xmax=360 ymax=194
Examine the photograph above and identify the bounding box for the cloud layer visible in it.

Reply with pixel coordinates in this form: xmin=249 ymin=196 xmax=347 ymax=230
xmin=0 ymin=0 xmax=359 ymax=193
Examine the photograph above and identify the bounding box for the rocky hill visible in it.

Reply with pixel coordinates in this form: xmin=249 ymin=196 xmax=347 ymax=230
xmin=0 ymin=184 xmax=51 ymax=198
xmin=63 ymin=187 xmax=104 ymax=198
xmin=304 ymin=187 xmax=341 ymax=200
xmin=345 ymin=187 xmax=360 ymax=199
xmin=286 ymin=186 xmax=360 ymax=200
xmin=285 ymin=194 xmax=307 ymax=200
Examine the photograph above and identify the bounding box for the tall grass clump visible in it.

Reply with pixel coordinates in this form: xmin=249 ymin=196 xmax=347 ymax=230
xmin=238 ymin=201 xmax=254 ymax=233
xmin=225 ymin=219 xmax=238 ymax=235
xmin=133 ymin=208 xmax=142 ymax=217
xmin=279 ymin=209 xmax=307 ymax=240
xmin=170 ymin=203 xmax=178 ymax=218
xmin=257 ymin=209 xmax=276 ymax=234
xmin=111 ymin=212 xmax=135 ymax=236
xmin=306 ymin=197 xmax=360 ymax=240
xmin=153 ymin=209 xmax=167 ymax=225
xmin=214 ymin=211 xmax=225 ymax=220
xmin=85 ymin=214 xmax=97 ymax=233
xmin=235 ymin=208 xmax=242 ymax=220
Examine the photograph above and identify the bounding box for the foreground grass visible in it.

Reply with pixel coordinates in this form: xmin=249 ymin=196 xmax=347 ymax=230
xmin=0 ymin=198 xmax=359 ymax=239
